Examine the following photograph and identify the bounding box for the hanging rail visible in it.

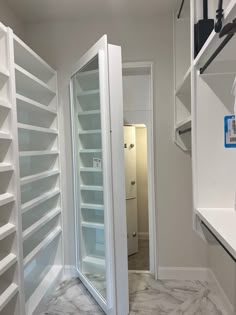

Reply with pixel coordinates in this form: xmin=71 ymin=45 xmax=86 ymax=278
xmin=177 ymin=0 xmax=185 ymax=19
xmin=179 ymin=127 xmax=191 ymax=135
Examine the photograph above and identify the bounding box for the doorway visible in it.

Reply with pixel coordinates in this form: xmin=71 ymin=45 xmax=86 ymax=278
xmin=122 ymin=62 xmax=156 ymax=275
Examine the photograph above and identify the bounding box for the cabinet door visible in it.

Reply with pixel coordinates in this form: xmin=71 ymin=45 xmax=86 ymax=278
xmin=70 ymin=35 xmax=129 ymax=315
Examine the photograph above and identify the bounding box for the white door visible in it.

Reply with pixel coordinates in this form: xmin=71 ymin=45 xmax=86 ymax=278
xmin=124 ymin=126 xmax=138 ymax=255
xmin=70 ymin=35 xmax=129 ymax=315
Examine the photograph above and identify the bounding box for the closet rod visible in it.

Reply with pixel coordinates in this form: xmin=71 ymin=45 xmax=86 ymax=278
xmin=177 ymin=0 xmax=185 ymax=19
xmin=201 ymin=221 xmax=236 ymax=263
xmin=200 ymin=33 xmax=235 ymax=74
xmin=178 ymin=127 xmax=191 ymax=135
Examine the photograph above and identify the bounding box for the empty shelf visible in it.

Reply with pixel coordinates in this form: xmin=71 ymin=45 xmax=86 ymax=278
xmin=23 ymin=207 xmax=61 ymax=241
xmin=83 ymin=255 xmax=105 ymax=267
xmin=0 ymin=282 xmax=18 ymax=313
xmin=0 ymin=193 xmax=14 ymax=207
xmin=77 ymin=89 xmax=99 ymax=97
xmin=80 ymin=185 xmax=103 ymax=192
xmin=0 ymin=223 xmax=15 ymax=241
xmin=0 ymin=252 xmax=17 ymax=276
xmin=81 ymin=203 xmax=104 ymax=211
xmin=21 ymin=189 xmax=60 ymax=214
xmin=18 ymin=123 xmax=58 ymax=134
xmin=24 ymin=226 xmax=62 ymax=267
xmin=15 ymin=65 xmax=56 ymax=105
xmin=0 ymin=163 xmax=13 ymax=173
xmin=79 ymin=129 xmax=101 ymax=135
xmin=0 ymin=131 xmax=11 ymax=140
xmin=0 ymin=99 xmax=10 ymax=111
xmin=176 ymin=116 xmax=191 ymax=131
xmin=79 ymin=149 xmax=102 ymax=154
xmin=80 ymin=167 xmax=102 ymax=173
xmin=19 ymin=150 xmax=59 ymax=157
xmin=20 ymin=170 xmax=59 ymax=186
xmin=16 ymin=94 xmax=57 ymax=114
xmin=78 ymin=110 xmax=100 ymax=116
xmin=81 ymin=221 xmax=104 ymax=230
xmin=0 ymin=67 xmax=9 ymax=86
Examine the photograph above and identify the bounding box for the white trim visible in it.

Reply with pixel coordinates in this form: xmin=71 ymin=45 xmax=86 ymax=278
xmin=158 ymin=267 xmax=209 ymax=281
xmin=138 ymin=232 xmax=149 ymax=240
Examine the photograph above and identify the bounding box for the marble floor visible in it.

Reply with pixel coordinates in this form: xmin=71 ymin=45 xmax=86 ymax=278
xmin=128 ymin=239 xmax=149 ymax=270
xmin=39 ymin=273 xmax=229 ymax=315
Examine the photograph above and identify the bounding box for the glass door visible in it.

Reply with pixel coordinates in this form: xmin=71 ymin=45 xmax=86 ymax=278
xmin=70 ymin=35 xmax=128 ymax=315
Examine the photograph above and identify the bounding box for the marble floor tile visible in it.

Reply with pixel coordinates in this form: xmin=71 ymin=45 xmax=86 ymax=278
xmin=128 ymin=239 xmax=149 ymax=270
xmin=39 ymin=273 xmax=229 ymax=315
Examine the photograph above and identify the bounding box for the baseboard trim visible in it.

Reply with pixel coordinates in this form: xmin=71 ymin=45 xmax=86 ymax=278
xmin=63 ymin=265 xmax=78 ymax=280
xmin=138 ymin=232 xmax=149 ymax=240
xmin=158 ymin=267 xmax=234 ymax=314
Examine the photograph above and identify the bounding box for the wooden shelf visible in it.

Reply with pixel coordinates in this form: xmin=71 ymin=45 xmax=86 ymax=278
xmin=81 ymin=221 xmax=104 ymax=230
xmin=18 ymin=123 xmax=58 ymax=135
xmin=24 ymin=226 xmax=62 ymax=267
xmin=80 ymin=167 xmax=102 ymax=173
xmin=0 ymin=252 xmax=17 ymax=277
xmin=0 ymin=223 xmax=15 ymax=241
xmin=0 ymin=193 xmax=14 ymax=207
xmin=0 ymin=282 xmax=18 ymax=313
xmin=0 ymin=132 xmax=11 ymax=140
xmin=14 ymin=35 xmax=55 ymax=83
xmin=20 ymin=170 xmax=59 ymax=186
xmin=15 ymin=65 xmax=56 ymax=105
xmin=79 ymin=129 xmax=101 ymax=135
xmin=78 ymin=110 xmax=100 ymax=116
xmin=83 ymin=255 xmax=105 ymax=267
xmin=0 ymin=163 xmax=13 ymax=173
xmin=23 ymin=208 xmax=61 ymax=241
xmin=80 ymin=185 xmax=103 ymax=192
xmin=19 ymin=150 xmax=59 ymax=157
xmin=81 ymin=203 xmax=104 ymax=211
xmin=21 ymin=188 xmax=60 ymax=214
xmin=16 ymin=94 xmax=57 ymax=115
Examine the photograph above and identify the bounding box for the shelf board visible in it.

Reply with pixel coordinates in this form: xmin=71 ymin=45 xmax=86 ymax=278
xmin=196 ymin=208 xmax=236 ymax=260
xmin=0 ymin=67 xmax=9 ymax=86
xmin=81 ymin=221 xmax=104 ymax=230
xmin=80 ymin=185 xmax=103 ymax=192
xmin=24 ymin=226 xmax=62 ymax=267
xmin=77 ymin=89 xmax=99 ymax=97
xmin=83 ymin=255 xmax=105 ymax=267
xmin=0 ymin=223 xmax=15 ymax=241
xmin=21 ymin=188 xmax=60 ymax=214
xmin=80 ymin=167 xmax=102 ymax=173
xmin=175 ymin=67 xmax=191 ymax=108
xmin=78 ymin=110 xmax=100 ymax=116
xmin=18 ymin=123 xmax=58 ymax=135
xmin=0 ymin=163 xmax=13 ymax=173
xmin=81 ymin=203 xmax=104 ymax=211
xmin=20 ymin=169 xmax=59 ymax=186
xmin=77 ymin=69 xmax=99 ymax=78
xmin=16 ymin=94 xmax=57 ymax=115
xmin=194 ymin=0 xmax=236 ymax=72
xmin=25 ymin=265 xmax=62 ymax=315
xmin=175 ymin=116 xmax=191 ymax=131
xmin=14 ymin=35 xmax=55 ymax=83
xmin=79 ymin=129 xmax=101 ymax=135
xmin=0 ymin=252 xmax=17 ymax=276
xmin=0 ymin=99 xmax=10 ymax=111
xmin=0 ymin=131 xmax=11 ymax=140
xmin=19 ymin=150 xmax=59 ymax=157
xmin=79 ymin=149 xmax=102 ymax=154
xmin=15 ymin=64 xmax=56 ymax=105
xmin=0 ymin=282 xmax=18 ymax=313
xmin=0 ymin=193 xmax=14 ymax=207
xmin=23 ymin=208 xmax=61 ymax=241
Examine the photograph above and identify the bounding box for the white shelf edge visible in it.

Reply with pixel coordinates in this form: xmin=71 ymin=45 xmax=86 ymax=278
xmin=16 ymin=94 xmax=57 ymax=114
xmin=79 ymin=129 xmax=101 ymax=135
xmin=21 ymin=189 xmax=60 ymax=214
xmin=19 ymin=150 xmax=59 ymax=157
xmin=78 ymin=110 xmax=100 ymax=116
xmin=15 ymin=64 xmax=56 ymax=95
xmin=175 ymin=116 xmax=192 ymax=130
xmin=18 ymin=123 xmax=58 ymax=135
xmin=0 ymin=193 xmax=14 ymax=207
xmin=77 ymin=89 xmax=100 ymax=97
xmin=24 ymin=226 xmax=62 ymax=268
xmin=80 ymin=185 xmax=103 ymax=192
xmin=79 ymin=149 xmax=102 ymax=154
xmin=0 ymin=131 xmax=11 ymax=140
xmin=0 ymin=163 xmax=13 ymax=173
xmin=175 ymin=66 xmax=191 ymax=95
xmin=23 ymin=208 xmax=61 ymax=241
xmin=83 ymin=255 xmax=105 ymax=267
xmin=76 ymin=69 xmax=99 ymax=77
xmin=0 ymin=253 xmax=17 ymax=277
xmin=0 ymin=66 xmax=9 ymax=81
xmin=0 ymin=283 xmax=18 ymax=312
xmin=81 ymin=221 xmax=104 ymax=230
xmin=80 ymin=167 xmax=102 ymax=173
xmin=81 ymin=203 xmax=104 ymax=211
xmin=20 ymin=169 xmax=59 ymax=186
xmin=0 ymin=223 xmax=16 ymax=241
xmin=0 ymin=99 xmax=10 ymax=110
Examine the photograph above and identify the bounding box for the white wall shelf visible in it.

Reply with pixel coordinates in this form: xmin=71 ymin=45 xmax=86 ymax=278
xmin=80 ymin=185 xmax=103 ymax=192
xmin=18 ymin=123 xmax=57 ymax=135
xmin=78 ymin=89 xmax=99 ymax=97
xmin=20 ymin=170 xmax=59 ymax=186
xmin=79 ymin=149 xmax=102 ymax=154
xmin=19 ymin=150 xmax=59 ymax=157
xmin=0 ymin=99 xmax=10 ymax=110
xmin=175 ymin=67 xmax=191 ymax=107
xmin=0 ymin=282 xmax=18 ymax=313
xmin=175 ymin=116 xmax=191 ymax=131
xmin=0 ymin=193 xmax=14 ymax=207
xmin=83 ymin=255 xmax=105 ymax=267
xmin=0 ymin=67 xmax=9 ymax=86
xmin=0 ymin=223 xmax=15 ymax=241
xmin=0 ymin=253 xmax=17 ymax=277
xmin=81 ymin=203 xmax=104 ymax=211
xmin=80 ymin=167 xmax=102 ymax=173
xmin=78 ymin=110 xmax=100 ymax=116
xmin=16 ymin=94 xmax=57 ymax=115
xmin=81 ymin=222 xmax=104 ymax=230
xmin=79 ymin=129 xmax=101 ymax=135
xmin=0 ymin=163 xmax=13 ymax=173
xmin=0 ymin=131 xmax=11 ymax=140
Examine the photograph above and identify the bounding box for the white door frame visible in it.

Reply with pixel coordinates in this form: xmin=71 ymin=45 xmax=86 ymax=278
xmin=122 ymin=61 xmax=158 ymax=278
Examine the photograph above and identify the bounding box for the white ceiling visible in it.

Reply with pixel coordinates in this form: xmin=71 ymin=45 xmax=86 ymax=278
xmin=6 ymin=0 xmax=181 ymax=23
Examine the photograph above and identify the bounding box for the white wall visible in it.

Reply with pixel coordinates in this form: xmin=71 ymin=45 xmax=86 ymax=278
xmin=136 ymin=127 xmax=149 ymax=235
xmin=0 ymin=1 xmax=25 ymax=38
xmin=23 ymin=15 xmax=208 ymax=270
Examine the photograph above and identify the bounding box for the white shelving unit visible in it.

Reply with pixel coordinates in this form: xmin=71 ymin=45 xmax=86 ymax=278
xmin=173 ymin=1 xmax=192 ymax=151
